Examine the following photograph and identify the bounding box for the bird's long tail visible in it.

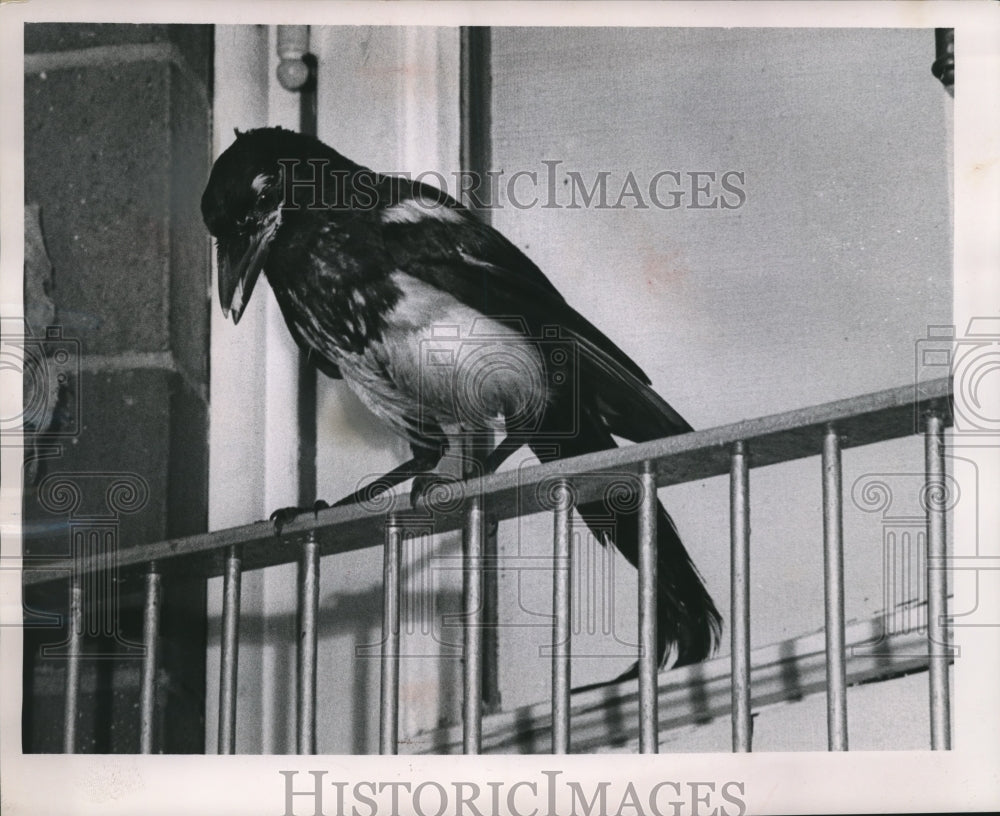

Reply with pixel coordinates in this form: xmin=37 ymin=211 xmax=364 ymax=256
xmin=529 ymin=413 xmax=721 ymax=671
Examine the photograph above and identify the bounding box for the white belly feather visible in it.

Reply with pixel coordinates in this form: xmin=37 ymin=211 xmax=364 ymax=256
xmin=338 ymin=272 xmax=548 ymax=442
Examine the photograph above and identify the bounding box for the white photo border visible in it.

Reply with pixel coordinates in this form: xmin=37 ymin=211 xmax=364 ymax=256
xmin=2 ymin=2 xmax=998 ymax=814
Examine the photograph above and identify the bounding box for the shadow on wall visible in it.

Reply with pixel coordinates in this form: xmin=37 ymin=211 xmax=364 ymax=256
xmin=208 ymin=582 xmax=465 ymax=754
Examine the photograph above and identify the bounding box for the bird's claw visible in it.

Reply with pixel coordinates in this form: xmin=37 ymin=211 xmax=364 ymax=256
xmin=268 ymin=507 xmax=298 ymax=536
xmin=269 ymin=500 xmax=331 ymax=535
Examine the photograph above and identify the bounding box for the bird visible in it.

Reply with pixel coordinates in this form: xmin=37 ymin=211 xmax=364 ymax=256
xmin=201 ymin=126 xmax=721 ymax=678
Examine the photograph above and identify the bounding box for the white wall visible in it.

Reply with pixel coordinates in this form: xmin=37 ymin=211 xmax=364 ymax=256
xmin=486 ymin=26 xmax=951 ymax=708
xmin=207 ymin=26 xmax=952 ymax=753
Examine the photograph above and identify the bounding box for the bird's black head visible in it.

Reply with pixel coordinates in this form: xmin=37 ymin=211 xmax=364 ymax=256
xmin=201 ymin=126 xmax=353 ymax=324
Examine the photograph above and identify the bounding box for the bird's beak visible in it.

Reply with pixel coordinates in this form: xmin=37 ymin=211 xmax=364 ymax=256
xmin=216 ymin=217 xmax=277 ymax=325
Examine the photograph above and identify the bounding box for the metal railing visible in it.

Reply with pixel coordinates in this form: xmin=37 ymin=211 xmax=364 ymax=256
xmin=25 ymin=377 xmax=953 ymax=754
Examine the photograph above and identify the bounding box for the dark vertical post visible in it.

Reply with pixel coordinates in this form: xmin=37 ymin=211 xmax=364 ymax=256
xmin=931 ymin=28 xmax=955 ymax=96
xmin=218 ymin=545 xmax=242 ymax=754
xmin=276 ymin=26 xmax=319 ymax=511
xmin=478 ymin=455 xmax=501 ymax=715
xmin=822 ymin=426 xmax=848 ymax=751
xmin=139 ymin=562 xmax=162 ymax=754
xmin=459 ymin=27 xmax=494 ymax=223
xmin=274 ymin=21 xmax=322 ymax=760
xmin=459 ymin=27 xmax=501 ymax=715
xmin=637 ymin=462 xmax=659 ymax=753
xmin=296 ymin=49 xmax=319 ymax=511
xmin=924 ymin=412 xmax=951 ymax=749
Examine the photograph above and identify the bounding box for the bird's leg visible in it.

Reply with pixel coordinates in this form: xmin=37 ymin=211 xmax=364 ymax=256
xmin=269 ymin=437 xmax=522 ymax=531
xmin=269 ymin=443 xmax=446 ymax=534
xmin=330 ymin=448 xmax=444 ymax=508
xmin=482 ymin=435 xmax=524 ymax=474
xmin=409 ymin=434 xmax=525 ymax=510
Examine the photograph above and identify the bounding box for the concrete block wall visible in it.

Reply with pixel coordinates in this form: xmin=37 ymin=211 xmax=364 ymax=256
xmin=22 ymin=23 xmax=213 ymax=753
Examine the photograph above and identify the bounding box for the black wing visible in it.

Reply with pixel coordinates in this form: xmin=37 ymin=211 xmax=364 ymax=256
xmin=378 ymin=178 xmax=692 ymax=441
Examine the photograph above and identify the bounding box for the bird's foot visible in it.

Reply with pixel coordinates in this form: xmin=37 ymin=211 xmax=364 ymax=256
xmin=269 ymin=500 xmax=330 ymax=535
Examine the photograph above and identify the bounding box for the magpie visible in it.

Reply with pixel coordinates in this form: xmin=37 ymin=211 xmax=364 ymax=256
xmin=201 ymin=126 xmax=721 ymax=675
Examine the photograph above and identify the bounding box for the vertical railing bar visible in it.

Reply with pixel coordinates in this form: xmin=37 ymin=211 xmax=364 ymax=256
xmin=551 ymin=479 xmax=572 ymax=755
xmin=463 ymin=494 xmax=484 ymax=754
xmin=380 ymin=517 xmax=403 ymax=755
xmin=139 ymin=561 xmax=162 ymax=754
xmin=297 ymin=533 xmax=319 ymax=755
xmin=62 ymin=573 xmax=82 ymax=754
xmin=219 ymin=544 xmax=242 ymax=754
xmin=481 ymin=512 xmax=501 ymax=714
xmin=730 ymin=440 xmax=752 ymax=752
xmin=925 ymin=411 xmax=951 ymax=750
xmin=821 ymin=425 xmax=848 ymax=751
xmin=462 ymin=436 xmax=501 ymax=713
xmin=637 ymin=461 xmax=659 ymax=754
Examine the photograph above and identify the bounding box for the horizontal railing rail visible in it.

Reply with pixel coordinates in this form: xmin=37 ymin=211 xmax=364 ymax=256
xmin=24 ymin=377 xmax=952 ymax=586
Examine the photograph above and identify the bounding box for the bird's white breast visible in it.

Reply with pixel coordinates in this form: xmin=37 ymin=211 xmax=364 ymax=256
xmin=338 ymin=272 xmax=548 ymax=440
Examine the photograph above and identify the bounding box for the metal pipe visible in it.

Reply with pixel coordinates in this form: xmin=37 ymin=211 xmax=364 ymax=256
xmin=730 ymin=441 xmax=752 ymax=752
xmin=482 ymin=514 xmax=501 ymax=715
xmin=380 ymin=518 xmax=403 ymax=755
xmin=637 ymin=461 xmax=659 ymax=754
xmin=459 ymin=26 xmax=493 ymax=224
xmin=924 ymin=412 xmax=951 ymax=749
xmin=552 ymin=479 xmax=573 ymax=754
xmin=293 ymin=40 xmax=319 ymax=517
xmin=139 ymin=562 xmax=162 ymax=754
xmin=932 ymin=28 xmax=955 ymax=96
xmin=463 ymin=495 xmax=484 ymax=754
xmin=821 ymin=426 xmax=848 ymax=751
xmin=461 ymin=436 xmax=501 ymax=713
xmin=219 ymin=545 xmax=242 ymax=754
xmin=290 ymin=46 xmax=321 ymax=754
xmin=62 ymin=573 xmax=82 ymax=754
xmin=297 ymin=533 xmax=319 ymax=754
